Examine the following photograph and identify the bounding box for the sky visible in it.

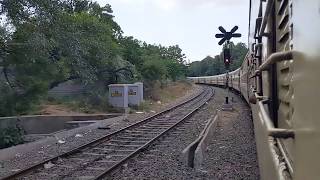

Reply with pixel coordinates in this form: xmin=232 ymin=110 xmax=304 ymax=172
xmin=96 ymin=0 xmax=249 ymax=62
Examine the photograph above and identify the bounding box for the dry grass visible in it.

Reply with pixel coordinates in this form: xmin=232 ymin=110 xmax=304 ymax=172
xmin=36 ymin=81 xmax=193 ymax=115
xmin=135 ymin=81 xmax=193 ymax=113
xmin=150 ymin=81 xmax=192 ymax=103
xmin=38 ymin=104 xmax=87 ymax=115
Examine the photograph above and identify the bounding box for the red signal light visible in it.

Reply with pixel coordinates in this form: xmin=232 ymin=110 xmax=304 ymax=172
xmin=223 ymin=48 xmax=231 ymax=67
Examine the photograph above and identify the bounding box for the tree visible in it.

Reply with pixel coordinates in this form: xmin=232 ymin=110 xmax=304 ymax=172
xmin=188 ymin=42 xmax=248 ymax=76
xmin=119 ymin=36 xmax=144 ymax=71
xmin=0 ymin=0 xmax=130 ymax=115
xmin=141 ymin=58 xmax=167 ymax=82
xmin=229 ymin=42 xmax=248 ymax=70
xmin=163 ymin=58 xmax=184 ymax=81
xmin=161 ymin=45 xmax=186 ymax=64
xmin=129 ymin=42 xmax=188 ymax=82
xmin=0 ymin=0 xmax=189 ymax=116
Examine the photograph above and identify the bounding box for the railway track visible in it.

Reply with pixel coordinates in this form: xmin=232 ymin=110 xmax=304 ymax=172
xmin=2 ymin=86 xmax=214 ymax=180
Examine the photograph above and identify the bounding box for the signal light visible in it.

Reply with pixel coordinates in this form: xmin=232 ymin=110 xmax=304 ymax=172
xmin=223 ymin=48 xmax=231 ymax=67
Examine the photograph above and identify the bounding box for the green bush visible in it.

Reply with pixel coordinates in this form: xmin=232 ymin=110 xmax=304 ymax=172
xmin=0 ymin=126 xmax=24 ymax=149
xmin=0 ymin=82 xmax=44 ymax=116
xmin=141 ymin=59 xmax=167 ymax=82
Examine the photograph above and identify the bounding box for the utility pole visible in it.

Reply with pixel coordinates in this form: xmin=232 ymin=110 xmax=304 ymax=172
xmin=215 ymin=26 xmax=241 ymax=110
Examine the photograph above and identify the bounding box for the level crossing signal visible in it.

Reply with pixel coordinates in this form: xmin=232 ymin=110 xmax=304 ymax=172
xmin=215 ymin=26 xmax=242 ymax=45
xmin=215 ymin=26 xmax=242 ymax=68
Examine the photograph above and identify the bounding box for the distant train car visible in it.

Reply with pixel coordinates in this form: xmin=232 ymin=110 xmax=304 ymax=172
xmin=189 ymin=1 xmax=320 ymax=179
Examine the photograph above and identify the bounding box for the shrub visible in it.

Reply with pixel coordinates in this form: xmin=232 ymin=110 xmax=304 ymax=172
xmin=0 ymin=125 xmax=24 ymax=149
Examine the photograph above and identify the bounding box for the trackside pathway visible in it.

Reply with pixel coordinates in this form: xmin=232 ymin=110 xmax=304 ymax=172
xmin=201 ymin=90 xmax=260 ymax=179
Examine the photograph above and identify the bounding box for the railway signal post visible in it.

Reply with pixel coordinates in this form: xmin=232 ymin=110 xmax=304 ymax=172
xmin=215 ymin=26 xmax=241 ymax=110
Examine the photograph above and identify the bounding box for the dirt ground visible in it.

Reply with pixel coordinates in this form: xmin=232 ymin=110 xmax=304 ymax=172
xmin=39 ymin=105 xmax=87 ymax=115
xmin=38 ymin=81 xmax=192 ymax=116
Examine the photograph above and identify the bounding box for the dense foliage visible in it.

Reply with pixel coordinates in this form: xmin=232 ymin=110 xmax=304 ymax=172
xmin=188 ymin=42 xmax=248 ymax=77
xmin=0 ymin=125 xmax=24 ymax=149
xmin=0 ymin=0 xmax=247 ymax=116
xmin=0 ymin=0 xmax=187 ymax=116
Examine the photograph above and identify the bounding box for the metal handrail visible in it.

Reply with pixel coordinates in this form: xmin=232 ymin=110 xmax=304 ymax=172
xmin=255 ymin=93 xmax=294 ymax=139
xmin=277 ymin=138 xmax=294 ymax=174
xmin=256 ymin=51 xmax=294 ymax=73
xmin=259 ymin=0 xmax=275 ymax=37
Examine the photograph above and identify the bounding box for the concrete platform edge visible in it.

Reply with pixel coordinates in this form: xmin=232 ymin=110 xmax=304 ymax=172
xmin=182 ymin=112 xmax=219 ymax=168
xmin=0 ymin=115 xmax=125 ymax=161
xmin=194 ymin=112 xmax=220 ymax=169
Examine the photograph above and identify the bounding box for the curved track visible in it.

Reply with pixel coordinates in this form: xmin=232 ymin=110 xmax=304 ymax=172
xmin=2 ymin=86 xmax=214 ymax=180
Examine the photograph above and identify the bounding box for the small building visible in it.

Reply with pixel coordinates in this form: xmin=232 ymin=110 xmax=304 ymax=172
xmin=108 ymin=84 xmax=128 ymax=108
xmin=108 ymin=83 xmax=143 ymax=108
xmin=128 ymin=83 xmax=143 ymax=106
xmin=134 ymin=82 xmax=144 ymax=102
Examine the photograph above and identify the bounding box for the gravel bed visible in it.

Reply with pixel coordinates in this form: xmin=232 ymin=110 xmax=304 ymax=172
xmin=107 ymin=87 xmax=226 ymax=179
xmin=0 ymin=85 xmax=202 ymax=178
xmin=107 ymin=87 xmax=259 ymax=180
xmin=202 ymin=89 xmax=260 ymax=179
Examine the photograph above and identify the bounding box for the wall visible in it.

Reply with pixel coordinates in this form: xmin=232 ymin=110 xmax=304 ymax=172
xmin=0 ymin=114 xmax=119 ymax=134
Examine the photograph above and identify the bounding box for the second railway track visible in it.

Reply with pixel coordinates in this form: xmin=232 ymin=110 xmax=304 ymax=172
xmin=2 ymin=86 xmax=214 ymax=180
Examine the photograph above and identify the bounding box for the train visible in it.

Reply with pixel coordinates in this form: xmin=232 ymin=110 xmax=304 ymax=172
xmin=189 ymin=1 xmax=320 ymax=180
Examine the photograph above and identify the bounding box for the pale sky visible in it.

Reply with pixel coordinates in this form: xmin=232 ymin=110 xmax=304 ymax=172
xmin=97 ymin=0 xmax=249 ymax=62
